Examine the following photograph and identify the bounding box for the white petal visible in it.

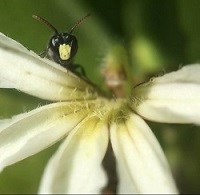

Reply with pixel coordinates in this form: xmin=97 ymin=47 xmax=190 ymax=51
xmin=0 ymin=119 xmax=12 ymax=130
xmin=0 ymin=32 xmax=97 ymax=101
xmin=131 ymin=64 xmax=200 ymax=124
xmin=110 ymin=113 xmax=178 ymax=193
xmin=39 ymin=116 xmax=109 ymax=194
xmin=0 ymin=101 xmax=91 ymax=172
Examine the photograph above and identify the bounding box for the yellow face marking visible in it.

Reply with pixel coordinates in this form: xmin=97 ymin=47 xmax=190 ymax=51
xmin=59 ymin=44 xmax=71 ymax=60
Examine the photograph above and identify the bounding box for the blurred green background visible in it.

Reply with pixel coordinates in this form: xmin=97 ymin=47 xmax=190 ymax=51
xmin=0 ymin=0 xmax=200 ymax=193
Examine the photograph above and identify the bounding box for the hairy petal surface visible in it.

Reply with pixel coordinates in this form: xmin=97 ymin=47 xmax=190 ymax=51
xmin=131 ymin=65 xmax=200 ymax=124
xmin=0 ymin=33 xmax=97 ymax=101
xmin=39 ymin=116 xmax=108 ymax=194
xmin=0 ymin=101 xmax=92 ymax=172
xmin=110 ymin=113 xmax=178 ymax=193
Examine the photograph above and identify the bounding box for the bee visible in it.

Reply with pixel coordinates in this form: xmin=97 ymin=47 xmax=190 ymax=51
xmin=32 ymin=14 xmax=90 ymax=76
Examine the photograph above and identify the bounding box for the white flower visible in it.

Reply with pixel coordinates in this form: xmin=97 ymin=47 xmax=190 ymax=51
xmin=0 ymin=32 xmax=199 ymax=193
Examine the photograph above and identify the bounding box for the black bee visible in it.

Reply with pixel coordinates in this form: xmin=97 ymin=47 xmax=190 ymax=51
xmin=32 ymin=14 xmax=90 ymax=76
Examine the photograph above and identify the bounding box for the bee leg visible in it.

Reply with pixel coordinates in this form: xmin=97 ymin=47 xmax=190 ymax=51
xmin=75 ymin=64 xmax=86 ymax=76
xmin=70 ymin=64 xmax=86 ymax=77
xmin=39 ymin=50 xmax=47 ymax=58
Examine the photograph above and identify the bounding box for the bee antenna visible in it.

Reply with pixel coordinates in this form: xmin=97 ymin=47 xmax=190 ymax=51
xmin=69 ymin=13 xmax=91 ymax=34
xmin=32 ymin=15 xmax=59 ymax=34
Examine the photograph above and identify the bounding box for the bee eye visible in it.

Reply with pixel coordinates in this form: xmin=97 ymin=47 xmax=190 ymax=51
xmin=52 ymin=37 xmax=59 ymax=46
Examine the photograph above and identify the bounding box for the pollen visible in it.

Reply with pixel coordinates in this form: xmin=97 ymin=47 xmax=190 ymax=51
xmin=59 ymin=44 xmax=71 ymax=60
